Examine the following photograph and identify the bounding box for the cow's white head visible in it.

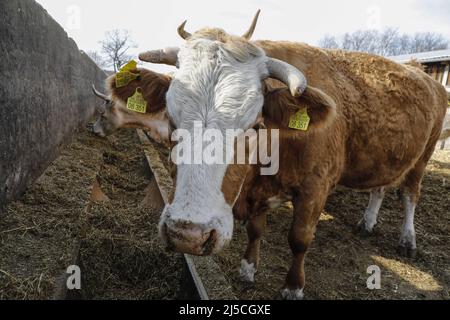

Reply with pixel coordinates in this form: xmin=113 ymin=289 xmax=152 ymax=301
xmin=140 ymin=11 xmax=308 ymax=256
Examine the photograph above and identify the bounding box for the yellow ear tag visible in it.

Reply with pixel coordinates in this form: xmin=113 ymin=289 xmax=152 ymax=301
xmin=115 ymin=71 xmax=139 ymax=88
xmin=119 ymin=60 xmax=137 ymax=72
xmin=289 ymin=108 xmax=310 ymax=131
xmin=127 ymin=88 xmax=147 ymax=114
xmin=116 ymin=60 xmax=140 ymax=87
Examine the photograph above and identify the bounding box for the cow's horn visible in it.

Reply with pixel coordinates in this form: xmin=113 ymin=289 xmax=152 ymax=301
xmin=92 ymin=84 xmax=109 ymax=101
xmin=178 ymin=21 xmax=192 ymax=40
xmin=266 ymin=58 xmax=308 ymax=97
xmin=139 ymin=47 xmax=180 ymax=67
xmin=242 ymin=10 xmax=261 ymax=40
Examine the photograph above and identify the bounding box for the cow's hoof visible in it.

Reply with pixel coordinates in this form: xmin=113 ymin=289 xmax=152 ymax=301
xmin=241 ymin=280 xmax=256 ymax=291
xmin=281 ymin=288 xmax=304 ymax=300
xmin=356 ymin=220 xmax=375 ymax=238
xmin=397 ymin=244 xmax=417 ymax=259
xmin=398 ymin=231 xmax=417 ymax=259
xmin=239 ymin=259 xmax=256 ymax=284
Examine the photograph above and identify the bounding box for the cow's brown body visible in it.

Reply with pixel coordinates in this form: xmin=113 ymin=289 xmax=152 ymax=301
xmin=241 ymin=40 xmax=447 ymax=202
xmin=230 ymin=41 xmax=447 ymax=295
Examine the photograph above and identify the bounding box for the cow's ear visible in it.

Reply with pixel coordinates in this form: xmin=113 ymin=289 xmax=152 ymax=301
xmin=263 ymin=86 xmax=337 ymax=132
xmin=107 ymin=68 xmax=171 ymax=113
xmin=296 ymin=86 xmax=337 ymax=130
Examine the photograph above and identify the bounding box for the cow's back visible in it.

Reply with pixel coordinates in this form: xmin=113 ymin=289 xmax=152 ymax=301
xmin=256 ymin=40 xmax=448 ymax=189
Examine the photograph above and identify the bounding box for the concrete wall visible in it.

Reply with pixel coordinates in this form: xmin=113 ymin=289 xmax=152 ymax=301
xmin=0 ymin=0 xmax=106 ymax=208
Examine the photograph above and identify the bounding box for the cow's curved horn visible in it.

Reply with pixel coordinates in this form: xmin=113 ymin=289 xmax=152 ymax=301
xmin=242 ymin=10 xmax=261 ymax=40
xmin=178 ymin=21 xmax=192 ymax=40
xmin=266 ymin=58 xmax=308 ymax=97
xmin=92 ymin=84 xmax=109 ymax=101
xmin=139 ymin=47 xmax=180 ymax=67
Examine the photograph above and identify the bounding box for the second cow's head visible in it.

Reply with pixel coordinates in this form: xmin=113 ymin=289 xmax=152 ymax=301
xmin=93 ymin=11 xmax=335 ymax=256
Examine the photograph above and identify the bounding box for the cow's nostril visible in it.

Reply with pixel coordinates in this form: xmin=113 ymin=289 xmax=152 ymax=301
xmin=202 ymin=229 xmax=217 ymax=255
xmin=164 ymin=221 xmax=219 ymax=256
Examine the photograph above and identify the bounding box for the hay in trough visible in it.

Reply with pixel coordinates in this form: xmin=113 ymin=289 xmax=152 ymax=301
xmin=79 ymin=129 xmax=183 ymax=300
xmin=0 ymin=132 xmax=104 ymax=299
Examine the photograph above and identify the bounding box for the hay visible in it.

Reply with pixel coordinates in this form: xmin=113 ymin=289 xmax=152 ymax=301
xmin=79 ymin=129 xmax=183 ymax=300
xmin=0 ymin=129 xmax=184 ymax=300
xmin=0 ymin=132 xmax=104 ymax=299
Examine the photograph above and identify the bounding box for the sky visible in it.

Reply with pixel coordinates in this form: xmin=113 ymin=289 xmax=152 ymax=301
xmin=35 ymin=0 xmax=450 ymax=72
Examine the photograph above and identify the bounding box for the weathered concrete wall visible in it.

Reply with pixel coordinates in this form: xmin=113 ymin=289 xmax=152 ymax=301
xmin=0 ymin=0 xmax=106 ymax=208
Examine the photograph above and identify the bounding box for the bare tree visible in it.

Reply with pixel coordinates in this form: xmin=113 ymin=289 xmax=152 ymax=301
xmin=86 ymin=50 xmax=107 ymax=69
xmin=342 ymin=30 xmax=379 ymax=53
xmin=100 ymin=30 xmax=137 ymax=72
xmin=409 ymin=32 xmax=449 ymax=53
xmin=319 ymin=35 xmax=339 ymax=50
xmin=392 ymin=34 xmax=412 ymax=56
xmin=377 ymin=28 xmax=399 ymax=56
xmin=319 ymin=29 xmax=449 ymax=56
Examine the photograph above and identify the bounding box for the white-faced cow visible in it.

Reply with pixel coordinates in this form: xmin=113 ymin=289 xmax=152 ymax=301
xmin=93 ymin=11 xmax=447 ymax=300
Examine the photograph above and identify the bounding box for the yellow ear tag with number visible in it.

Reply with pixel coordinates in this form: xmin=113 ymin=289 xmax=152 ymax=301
xmin=119 ymin=60 xmax=137 ymax=72
xmin=116 ymin=60 xmax=140 ymax=87
xmin=127 ymin=88 xmax=147 ymax=114
xmin=116 ymin=71 xmax=139 ymax=88
xmin=289 ymin=108 xmax=310 ymax=131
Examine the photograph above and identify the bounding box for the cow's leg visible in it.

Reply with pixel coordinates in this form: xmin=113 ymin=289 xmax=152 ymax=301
xmin=397 ymin=151 xmax=432 ymax=258
xmin=240 ymin=213 xmax=267 ymax=284
xmin=398 ymin=193 xmax=417 ymax=258
xmin=357 ymin=188 xmax=385 ymax=234
xmin=282 ymin=188 xmax=326 ymax=300
xmin=397 ymin=167 xmax=423 ymax=259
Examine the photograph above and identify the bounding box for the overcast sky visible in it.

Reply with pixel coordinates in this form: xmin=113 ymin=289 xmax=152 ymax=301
xmin=35 ymin=0 xmax=450 ymax=72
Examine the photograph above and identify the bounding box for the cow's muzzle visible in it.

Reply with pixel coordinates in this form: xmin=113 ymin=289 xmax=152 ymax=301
xmin=162 ymin=220 xmax=219 ymax=256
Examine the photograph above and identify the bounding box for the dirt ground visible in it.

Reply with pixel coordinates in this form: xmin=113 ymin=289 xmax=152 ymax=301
xmin=215 ymin=150 xmax=450 ymax=300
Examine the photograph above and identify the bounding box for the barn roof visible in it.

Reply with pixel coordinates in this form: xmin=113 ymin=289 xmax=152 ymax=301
xmin=389 ymin=49 xmax=450 ymax=64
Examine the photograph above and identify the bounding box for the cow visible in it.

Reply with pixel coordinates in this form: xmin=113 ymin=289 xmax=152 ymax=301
xmin=93 ymin=12 xmax=448 ymax=300
xmin=91 ymin=68 xmax=171 ymax=146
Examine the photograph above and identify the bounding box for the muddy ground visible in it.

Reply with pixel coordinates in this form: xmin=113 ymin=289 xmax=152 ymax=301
xmin=215 ymin=151 xmax=450 ymax=300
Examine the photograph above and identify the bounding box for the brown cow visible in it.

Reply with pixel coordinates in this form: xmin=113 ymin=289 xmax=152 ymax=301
xmin=93 ymin=13 xmax=447 ymax=300
xmin=91 ymin=68 xmax=171 ymax=146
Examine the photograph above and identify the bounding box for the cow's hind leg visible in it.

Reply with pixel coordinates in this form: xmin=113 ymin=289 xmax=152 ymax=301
xmin=397 ymin=166 xmax=424 ymax=259
xmin=398 ymin=192 xmax=417 ymax=258
xmin=397 ymin=149 xmax=434 ymax=258
xmin=240 ymin=213 xmax=267 ymax=284
xmin=357 ymin=188 xmax=385 ymax=235
xmin=282 ymin=185 xmax=327 ymax=300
